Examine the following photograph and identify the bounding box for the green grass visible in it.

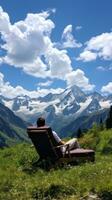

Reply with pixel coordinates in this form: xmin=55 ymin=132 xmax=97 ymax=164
xmin=0 ymin=128 xmax=112 ymax=200
xmin=80 ymin=128 xmax=112 ymax=154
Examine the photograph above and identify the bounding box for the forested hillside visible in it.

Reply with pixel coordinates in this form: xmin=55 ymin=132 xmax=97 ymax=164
xmin=0 ymin=103 xmax=29 ymax=147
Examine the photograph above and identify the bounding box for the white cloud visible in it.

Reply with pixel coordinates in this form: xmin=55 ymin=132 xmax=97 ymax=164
xmin=36 ymin=87 xmax=64 ymax=97
xmin=0 ymin=72 xmax=4 ymax=83
xmin=87 ymin=32 xmax=112 ymax=60
xmin=0 ymin=7 xmax=95 ymax=95
xmin=0 ymin=7 xmax=54 ymax=76
xmin=61 ymin=24 xmax=82 ymax=48
xmin=97 ymin=65 xmax=112 ymax=71
xmin=77 ymin=50 xmax=97 ymax=62
xmin=38 ymin=80 xmax=53 ymax=87
xmin=78 ymin=32 xmax=112 ymax=62
xmin=97 ymin=66 xmax=106 ymax=71
xmin=0 ymin=7 xmax=77 ymax=81
xmin=0 ymin=69 xmax=94 ymax=98
xmin=75 ymin=26 xmax=82 ymax=31
xmin=101 ymin=82 xmax=112 ymax=94
xmin=0 ymin=72 xmax=37 ymax=98
xmin=0 ymin=6 xmax=10 ymax=34
xmin=0 ymin=57 xmax=3 ymax=64
xmin=66 ymin=69 xmax=95 ymax=91
xmin=0 ymin=72 xmax=64 ymax=98
xmin=45 ymin=47 xmax=72 ymax=79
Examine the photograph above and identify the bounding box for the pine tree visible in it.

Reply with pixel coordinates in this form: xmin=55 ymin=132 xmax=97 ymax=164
xmin=106 ymin=105 xmax=112 ymax=129
xmin=99 ymin=118 xmax=104 ymax=131
xmin=77 ymin=128 xmax=83 ymax=138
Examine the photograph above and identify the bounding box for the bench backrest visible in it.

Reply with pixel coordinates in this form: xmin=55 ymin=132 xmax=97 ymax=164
xmin=27 ymin=126 xmax=62 ymax=160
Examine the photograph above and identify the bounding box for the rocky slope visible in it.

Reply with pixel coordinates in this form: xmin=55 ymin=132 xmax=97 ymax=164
xmin=0 ymin=85 xmax=111 ymax=137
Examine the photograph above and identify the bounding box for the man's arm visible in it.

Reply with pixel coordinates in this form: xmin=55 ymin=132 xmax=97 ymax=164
xmin=52 ymin=131 xmax=65 ymax=145
xmin=58 ymin=140 xmax=65 ymax=145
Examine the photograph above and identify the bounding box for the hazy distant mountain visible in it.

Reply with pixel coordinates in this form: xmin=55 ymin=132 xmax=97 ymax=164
xmin=0 ymin=85 xmax=111 ymax=137
xmin=60 ymin=109 xmax=109 ymax=137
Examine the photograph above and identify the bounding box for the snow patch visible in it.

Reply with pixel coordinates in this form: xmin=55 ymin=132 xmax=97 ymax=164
xmin=76 ymin=97 xmax=92 ymax=115
xmin=3 ymin=100 xmax=13 ymax=110
xmin=100 ymin=100 xmax=111 ymax=108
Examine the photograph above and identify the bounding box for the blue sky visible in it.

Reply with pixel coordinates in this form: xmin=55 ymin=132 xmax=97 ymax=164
xmin=0 ymin=0 xmax=112 ymax=98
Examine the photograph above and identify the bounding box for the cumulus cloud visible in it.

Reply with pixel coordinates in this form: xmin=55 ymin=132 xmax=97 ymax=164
xmin=0 ymin=7 xmax=95 ymax=94
xmin=0 ymin=7 xmax=54 ymax=76
xmin=45 ymin=48 xmax=72 ymax=79
xmin=66 ymin=69 xmax=95 ymax=91
xmin=0 ymin=68 xmax=95 ymax=98
xmin=101 ymin=82 xmax=112 ymax=94
xmin=78 ymin=32 xmax=112 ymax=62
xmin=0 ymin=69 xmax=94 ymax=98
xmin=0 ymin=72 xmax=64 ymax=98
xmin=77 ymin=50 xmax=97 ymax=62
xmin=0 ymin=6 xmax=10 ymax=33
xmin=0 ymin=7 xmax=75 ymax=80
xmin=0 ymin=72 xmax=37 ymax=98
xmin=61 ymin=25 xmax=82 ymax=48
xmin=36 ymin=87 xmax=64 ymax=97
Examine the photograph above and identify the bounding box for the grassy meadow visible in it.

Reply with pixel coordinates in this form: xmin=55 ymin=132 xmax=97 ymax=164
xmin=0 ymin=127 xmax=112 ymax=200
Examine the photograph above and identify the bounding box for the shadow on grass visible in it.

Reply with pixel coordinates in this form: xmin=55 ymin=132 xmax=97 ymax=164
xmin=32 ymin=184 xmax=75 ymax=200
xmin=98 ymin=190 xmax=112 ymax=200
xmin=20 ymin=157 xmax=79 ymax=174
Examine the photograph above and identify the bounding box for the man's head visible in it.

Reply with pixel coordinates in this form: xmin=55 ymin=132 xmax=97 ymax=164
xmin=37 ymin=117 xmax=45 ymax=127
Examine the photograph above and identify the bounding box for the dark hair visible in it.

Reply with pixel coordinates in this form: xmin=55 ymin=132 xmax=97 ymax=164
xmin=37 ymin=117 xmax=45 ymax=127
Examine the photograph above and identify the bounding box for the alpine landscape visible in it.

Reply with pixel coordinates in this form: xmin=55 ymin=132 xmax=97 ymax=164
xmin=0 ymin=0 xmax=112 ymax=199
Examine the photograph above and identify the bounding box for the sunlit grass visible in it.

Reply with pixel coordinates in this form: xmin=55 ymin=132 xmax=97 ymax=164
xmin=0 ymin=128 xmax=112 ymax=199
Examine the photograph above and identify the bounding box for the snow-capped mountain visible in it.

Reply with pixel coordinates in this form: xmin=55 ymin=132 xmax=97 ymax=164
xmin=0 ymin=85 xmax=112 ymax=136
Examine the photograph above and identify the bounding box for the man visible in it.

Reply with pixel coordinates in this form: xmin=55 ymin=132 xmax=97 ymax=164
xmin=37 ymin=117 xmax=80 ymax=152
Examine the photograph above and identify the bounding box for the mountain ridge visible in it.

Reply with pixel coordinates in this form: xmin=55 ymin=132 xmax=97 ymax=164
xmin=0 ymin=103 xmax=29 ymax=147
xmin=0 ymin=85 xmax=112 ymax=137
